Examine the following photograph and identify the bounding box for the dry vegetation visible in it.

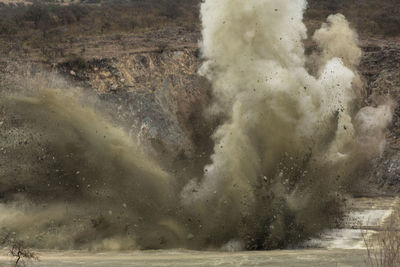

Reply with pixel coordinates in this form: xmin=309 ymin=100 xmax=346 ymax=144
xmin=9 ymin=240 xmax=39 ymax=266
xmin=363 ymin=207 xmax=400 ymax=267
xmin=0 ymin=0 xmax=199 ymax=35
xmin=0 ymin=0 xmax=199 ymax=60
xmin=0 ymin=233 xmax=39 ymax=267
xmin=0 ymin=0 xmax=399 ymax=62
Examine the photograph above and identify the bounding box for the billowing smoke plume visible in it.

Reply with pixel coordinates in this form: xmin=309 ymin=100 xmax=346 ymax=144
xmin=180 ymin=0 xmax=393 ymax=248
xmin=0 ymin=0 xmax=393 ymax=250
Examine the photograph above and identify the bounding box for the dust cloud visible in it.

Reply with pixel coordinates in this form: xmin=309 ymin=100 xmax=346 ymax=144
xmin=182 ymin=0 xmax=392 ymax=249
xmin=0 ymin=0 xmax=393 ymax=250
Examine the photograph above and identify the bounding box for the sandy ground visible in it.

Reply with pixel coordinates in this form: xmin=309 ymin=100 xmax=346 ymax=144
xmin=0 ymin=249 xmax=368 ymax=267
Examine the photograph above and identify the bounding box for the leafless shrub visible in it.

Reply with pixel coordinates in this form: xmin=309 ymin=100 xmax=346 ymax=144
xmin=8 ymin=240 xmax=39 ymax=267
xmin=362 ymin=207 xmax=400 ymax=267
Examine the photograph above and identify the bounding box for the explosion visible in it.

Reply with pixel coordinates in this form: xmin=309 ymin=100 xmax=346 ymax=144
xmin=0 ymin=0 xmax=392 ymax=250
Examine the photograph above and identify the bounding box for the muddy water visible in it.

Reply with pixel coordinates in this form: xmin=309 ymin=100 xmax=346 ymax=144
xmin=0 ymin=197 xmax=396 ymax=267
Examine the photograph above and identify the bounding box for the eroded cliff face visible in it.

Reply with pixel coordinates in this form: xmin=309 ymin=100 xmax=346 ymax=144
xmin=1 ymin=33 xmax=400 ymax=191
xmin=358 ymin=39 xmax=400 ymax=192
xmin=1 ymin=45 xmax=215 ymax=172
xmin=60 ymin=38 xmax=400 ymax=193
xmin=360 ymin=39 xmax=400 ymax=137
xmin=0 ymin=44 xmax=218 ymax=249
xmin=59 ymin=49 xmax=212 ymax=161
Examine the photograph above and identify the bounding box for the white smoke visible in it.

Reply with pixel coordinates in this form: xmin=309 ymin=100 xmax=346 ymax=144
xmin=180 ymin=0 xmax=392 ymax=248
xmin=313 ymin=14 xmax=362 ymax=69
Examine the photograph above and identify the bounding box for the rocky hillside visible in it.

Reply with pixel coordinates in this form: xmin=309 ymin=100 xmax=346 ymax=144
xmin=358 ymin=39 xmax=400 ymax=193
xmin=0 ymin=27 xmax=218 ymax=177
xmin=0 ymin=0 xmax=399 ymax=193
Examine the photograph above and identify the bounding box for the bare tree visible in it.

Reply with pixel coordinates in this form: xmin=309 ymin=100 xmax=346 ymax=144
xmin=9 ymin=240 xmax=39 ymax=267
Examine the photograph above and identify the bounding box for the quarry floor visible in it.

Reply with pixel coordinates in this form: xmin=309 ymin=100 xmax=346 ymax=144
xmin=0 ymin=196 xmax=396 ymax=267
